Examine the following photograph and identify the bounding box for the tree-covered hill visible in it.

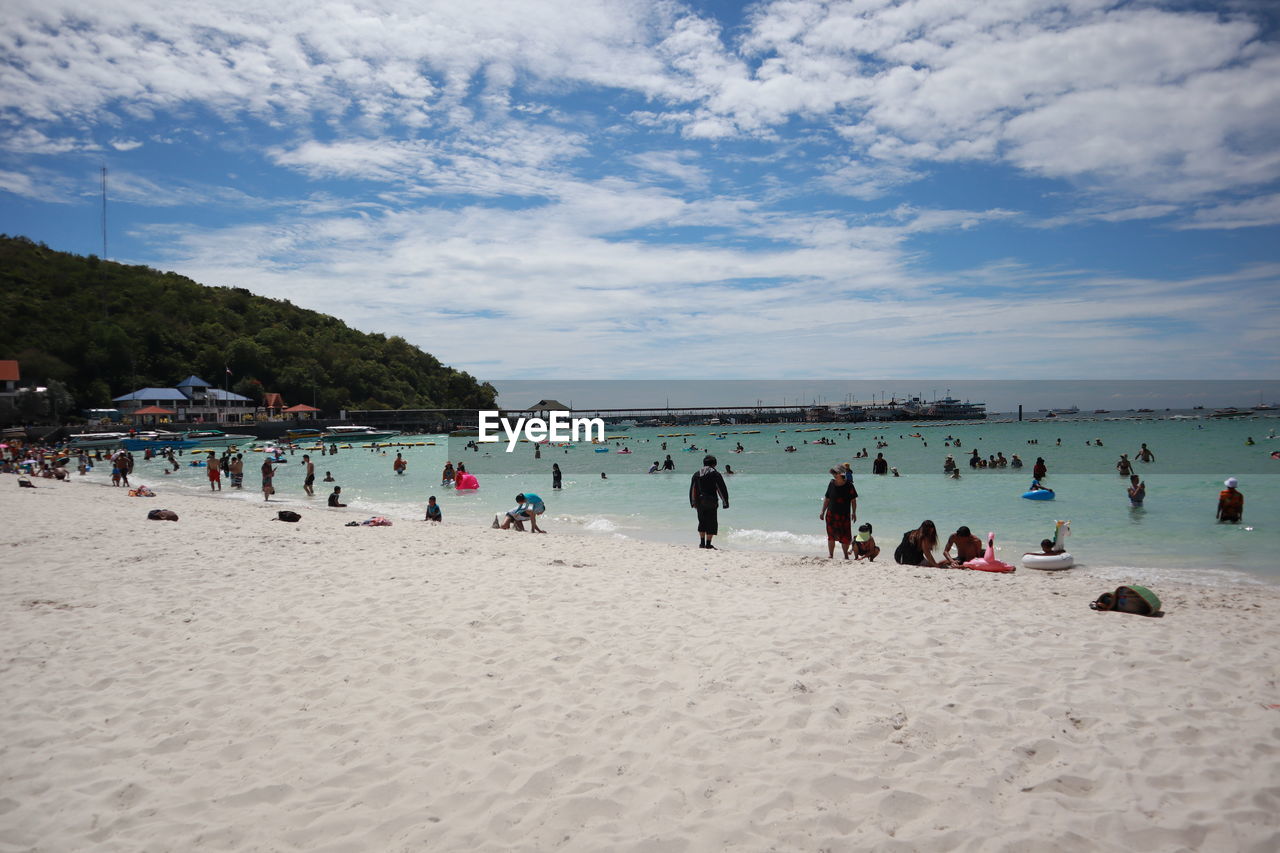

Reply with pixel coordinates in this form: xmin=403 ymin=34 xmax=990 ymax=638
xmin=0 ymin=235 xmax=496 ymax=414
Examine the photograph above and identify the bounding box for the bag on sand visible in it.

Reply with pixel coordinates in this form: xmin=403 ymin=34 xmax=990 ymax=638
xmin=147 ymin=509 xmax=179 ymax=521
xmin=1090 ymin=585 xmax=1163 ymax=617
xmin=275 ymin=510 xmax=301 ymax=523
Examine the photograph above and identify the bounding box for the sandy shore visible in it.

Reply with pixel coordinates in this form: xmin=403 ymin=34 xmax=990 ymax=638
xmin=2 ymin=474 xmax=1278 ymax=852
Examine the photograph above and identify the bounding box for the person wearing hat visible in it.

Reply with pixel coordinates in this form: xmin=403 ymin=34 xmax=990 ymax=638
xmin=820 ymin=466 xmax=857 ymax=559
xmin=1217 ymin=477 xmax=1244 ymax=523
xmin=689 ymin=454 xmax=729 ymax=549
xmin=852 ymin=523 xmax=880 ymax=561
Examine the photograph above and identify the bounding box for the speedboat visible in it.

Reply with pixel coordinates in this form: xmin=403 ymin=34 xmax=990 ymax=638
xmin=121 ymin=431 xmax=202 ymax=451
xmin=66 ymin=431 xmax=129 ymax=450
xmin=181 ymin=429 xmax=255 ymax=447
xmin=323 ymin=425 xmax=400 ymax=442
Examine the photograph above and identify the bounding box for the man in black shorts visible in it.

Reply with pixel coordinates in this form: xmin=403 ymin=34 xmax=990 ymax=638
xmin=302 ymin=454 xmax=315 ymax=497
xmin=689 ymin=454 xmax=729 ymax=549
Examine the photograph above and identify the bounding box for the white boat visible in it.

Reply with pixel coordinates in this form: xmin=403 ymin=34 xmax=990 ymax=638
xmin=323 ymin=425 xmax=400 ymax=442
xmin=66 ymin=431 xmax=129 ymax=450
xmin=182 ymin=429 xmax=255 ymax=447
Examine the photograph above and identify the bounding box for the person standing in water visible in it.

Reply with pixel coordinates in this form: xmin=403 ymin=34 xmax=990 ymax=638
xmin=261 ymin=457 xmax=275 ymax=501
xmin=1217 ymin=477 xmax=1244 ymax=523
xmin=302 ymin=454 xmax=315 ymax=497
xmin=1127 ymin=474 xmax=1146 ymax=506
xmin=689 ymin=454 xmax=729 ymax=550
xmin=1136 ymin=443 xmax=1155 ymax=463
xmin=552 ymin=463 xmax=562 ymax=490
xmin=206 ymin=451 xmax=221 ymax=491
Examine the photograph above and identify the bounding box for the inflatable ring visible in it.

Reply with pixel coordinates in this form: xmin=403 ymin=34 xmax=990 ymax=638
xmin=1022 ymin=552 xmax=1074 ymax=570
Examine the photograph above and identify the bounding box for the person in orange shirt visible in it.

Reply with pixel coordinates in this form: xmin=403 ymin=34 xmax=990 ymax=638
xmin=1216 ymin=477 xmax=1244 ymax=523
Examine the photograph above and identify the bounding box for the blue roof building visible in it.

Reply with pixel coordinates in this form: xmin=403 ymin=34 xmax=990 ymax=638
xmin=114 ymin=376 xmax=254 ymax=423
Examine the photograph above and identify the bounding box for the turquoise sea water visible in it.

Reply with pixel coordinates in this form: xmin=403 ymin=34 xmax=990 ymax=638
xmin=110 ymin=416 xmax=1279 ymax=586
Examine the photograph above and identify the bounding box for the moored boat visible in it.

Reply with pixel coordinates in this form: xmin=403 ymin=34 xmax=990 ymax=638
xmin=66 ymin=431 xmax=129 ymax=450
xmin=181 ymin=429 xmax=255 ymax=446
xmin=323 ymin=425 xmax=400 ymax=442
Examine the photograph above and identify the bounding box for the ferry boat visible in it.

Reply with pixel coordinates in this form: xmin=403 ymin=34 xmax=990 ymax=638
xmin=323 ymin=425 xmax=401 ymax=442
xmin=926 ymin=396 xmax=987 ymax=420
xmin=1038 ymin=406 xmax=1080 ymax=415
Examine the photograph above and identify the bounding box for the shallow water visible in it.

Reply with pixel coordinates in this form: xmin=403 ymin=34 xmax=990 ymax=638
xmin=111 ymin=415 xmax=1279 ymax=585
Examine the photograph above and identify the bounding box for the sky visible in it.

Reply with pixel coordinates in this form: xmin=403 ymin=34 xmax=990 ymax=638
xmin=488 ymin=379 xmax=1280 ymax=412
xmin=2 ymin=0 xmax=1279 ymax=383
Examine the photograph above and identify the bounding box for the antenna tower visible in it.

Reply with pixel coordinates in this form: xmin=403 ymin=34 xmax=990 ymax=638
xmin=100 ymin=164 xmax=108 ymax=258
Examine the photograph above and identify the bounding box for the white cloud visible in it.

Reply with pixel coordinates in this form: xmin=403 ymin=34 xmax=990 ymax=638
xmin=723 ymin=1 xmax=1280 ymax=203
xmin=2 ymin=0 xmax=1276 ymax=210
xmin=133 ymin=201 xmax=1280 ymax=378
xmin=0 ymin=167 xmax=80 ymax=203
xmin=1179 ymin=194 xmax=1280 ymax=230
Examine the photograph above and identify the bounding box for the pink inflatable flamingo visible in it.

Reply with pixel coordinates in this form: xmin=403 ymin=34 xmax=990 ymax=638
xmin=454 ymin=472 xmax=480 ymax=490
xmin=962 ymin=532 xmax=1017 ymax=573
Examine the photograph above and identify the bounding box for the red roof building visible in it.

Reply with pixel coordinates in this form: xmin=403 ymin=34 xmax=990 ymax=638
xmin=0 ymin=360 xmax=19 ymax=403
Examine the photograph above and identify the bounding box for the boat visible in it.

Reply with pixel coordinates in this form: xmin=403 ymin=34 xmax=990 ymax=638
xmin=1093 ymin=409 xmax=1111 ymax=414
xmin=1211 ymin=408 xmax=1250 ymax=418
xmin=181 ymin=429 xmax=255 ymax=447
xmin=1038 ymin=406 xmax=1080 ymax=415
xmin=323 ymin=425 xmax=401 ymax=442
xmin=285 ymin=427 xmax=324 ymax=441
xmin=121 ymin=431 xmax=202 ymax=451
xmin=905 ymin=395 xmax=987 ymax=421
xmin=66 ymin=431 xmax=129 ymax=450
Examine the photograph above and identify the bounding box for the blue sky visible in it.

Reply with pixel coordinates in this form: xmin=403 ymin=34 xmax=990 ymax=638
xmin=2 ymin=0 xmax=1278 ymax=381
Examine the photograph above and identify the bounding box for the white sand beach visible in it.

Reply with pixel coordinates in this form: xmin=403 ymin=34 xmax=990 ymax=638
xmin=2 ymin=475 xmax=1278 ymax=852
